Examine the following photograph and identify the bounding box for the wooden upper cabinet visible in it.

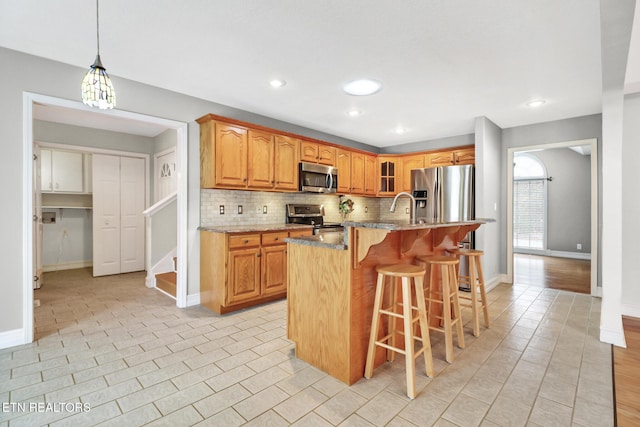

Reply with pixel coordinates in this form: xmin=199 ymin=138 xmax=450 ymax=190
xmin=453 ymin=147 xmax=475 ymax=165
xmin=247 ymin=129 xmax=275 ymax=189
xmin=215 ymin=122 xmax=248 ymax=187
xmin=300 ymin=141 xmax=336 ymax=166
xmin=318 ymin=145 xmax=336 ymax=166
xmin=377 ymin=156 xmax=400 ymax=196
xmin=350 ymin=152 xmax=365 ymax=194
xmin=364 ymin=154 xmax=377 ymax=195
xmin=401 ymin=154 xmax=426 ymax=192
xmin=427 ymin=146 xmax=475 ymax=167
xmin=274 ymin=135 xmax=299 ymax=191
xmin=336 ymin=149 xmax=352 ymax=193
xmin=427 ymin=151 xmax=455 ymax=167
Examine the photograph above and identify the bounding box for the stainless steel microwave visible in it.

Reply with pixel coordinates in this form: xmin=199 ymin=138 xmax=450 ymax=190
xmin=299 ymin=162 xmax=338 ymax=193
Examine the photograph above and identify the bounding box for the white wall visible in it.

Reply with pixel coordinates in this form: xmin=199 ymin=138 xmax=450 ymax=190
xmin=41 ymin=208 xmax=92 ymax=270
xmin=622 ymin=92 xmax=640 ymax=317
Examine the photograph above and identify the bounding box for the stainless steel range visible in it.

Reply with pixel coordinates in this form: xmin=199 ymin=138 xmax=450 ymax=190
xmin=285 ymin=204 xmax=344 ymax=235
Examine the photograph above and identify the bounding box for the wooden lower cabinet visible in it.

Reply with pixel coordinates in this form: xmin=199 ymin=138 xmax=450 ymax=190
xmin=200 ymin=228 xmax=312 ymax=314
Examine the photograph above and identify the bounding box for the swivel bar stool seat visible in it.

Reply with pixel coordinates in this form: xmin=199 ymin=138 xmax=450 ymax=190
xmin=415 ymin=255 xmax=465 ymax=363
xmin=448 ymin=248 xmax=490 ymax=337
xmin=364 ymin=264 xmax=434 ymax=399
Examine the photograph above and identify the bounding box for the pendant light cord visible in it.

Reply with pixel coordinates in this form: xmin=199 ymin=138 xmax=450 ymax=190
xmin=95 ymin=0 xmax=100 ymax=56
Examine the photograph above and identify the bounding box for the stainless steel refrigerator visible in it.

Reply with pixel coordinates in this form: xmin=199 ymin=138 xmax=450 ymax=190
xmin=411 ymin=164 xmax=475 ymax=289
xmin=410 ymin=164 xmax=475 ymax=224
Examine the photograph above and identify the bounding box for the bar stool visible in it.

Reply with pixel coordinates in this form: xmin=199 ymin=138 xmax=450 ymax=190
xmin=415 ymin=255 xmax=465 ymax=363
xmin=364 ymin=264 xmax=434 ymax=399
xmin=449 ymin=248 xmax=490 ymax=337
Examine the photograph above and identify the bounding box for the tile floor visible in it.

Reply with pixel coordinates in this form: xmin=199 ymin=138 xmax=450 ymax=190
xmin=0 ymin=268 xmax=613 ymax=426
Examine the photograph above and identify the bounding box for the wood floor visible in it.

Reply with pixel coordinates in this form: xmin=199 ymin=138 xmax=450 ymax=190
xmin=615 ymin=317 xmax=640 ymax=426
xmin=514 ymin=253 xmax=590 ymax=294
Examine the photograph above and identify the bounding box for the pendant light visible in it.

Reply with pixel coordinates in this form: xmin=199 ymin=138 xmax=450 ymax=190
xmin=81 ymin=0 xmax=116 ymax=109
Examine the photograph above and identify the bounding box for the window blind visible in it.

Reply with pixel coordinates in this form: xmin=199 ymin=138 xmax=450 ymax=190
xmin=513 ymin=179 xmax=545 ymax=250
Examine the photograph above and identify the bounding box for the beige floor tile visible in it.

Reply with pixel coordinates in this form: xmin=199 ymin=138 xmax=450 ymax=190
xmin=193 ymin=407 xmax=246 ymax=427
xmin=356 ymin=390 xmax=409 ymax=427
xmin=233 ymin=385 xmax=289 ymax=421
xmin=206 ymin=365 xmax=256 ymax=392
xmin=96 ymin=402 xmax=161 ymax=427
xmin=154 ymin=382 xmax=212 ymax=416
xmin=442 ymin=392 xmax=490 ymax=427
xmin=193 ymin=383 xmax=250 ymax=418
xmin=116 ymin=380 xmax=178 ymax=413
xmin=274 ymin=387 xmax=328 ymax=423
xmin=314 ymin=389 xmax=368 ymax=425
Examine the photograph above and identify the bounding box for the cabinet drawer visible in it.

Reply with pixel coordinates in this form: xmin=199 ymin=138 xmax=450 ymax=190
xmin=288 ymin=229 xmax=313 ymax=238
xmin=229 ymin=234 xmax=261 ymax=249
xmin=262 ymin=232 xmax=288 ymax=246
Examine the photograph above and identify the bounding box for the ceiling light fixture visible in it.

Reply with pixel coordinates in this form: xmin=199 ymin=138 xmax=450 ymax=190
xmin=526 ymin=99 xmax=546 ymax=108
xmin=81 ymin=0 xmax=116 ymax=109
xmin=347 ymin=109 xmax=362 ymax=117
xmin=343 ymin=79 xmax=382 ymax=96
xmin=394 ymin=126 xmax=407 ymax=134
xmin=270 ymin=79 xmax=287 ymax=88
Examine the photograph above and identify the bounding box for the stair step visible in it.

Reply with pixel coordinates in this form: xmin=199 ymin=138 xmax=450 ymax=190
xmin=156 ymin=272 xmax=177 ymax=298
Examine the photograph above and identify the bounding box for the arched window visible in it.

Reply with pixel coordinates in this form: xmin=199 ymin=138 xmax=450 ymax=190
xmin=513 ymin=153 xmax=547 ymax=251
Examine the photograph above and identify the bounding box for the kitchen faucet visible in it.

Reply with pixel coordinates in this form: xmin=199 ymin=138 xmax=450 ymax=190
xmin=390 ymin=191 xmax=416 ymax=224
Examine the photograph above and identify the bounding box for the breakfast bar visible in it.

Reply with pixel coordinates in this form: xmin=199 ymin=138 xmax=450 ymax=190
xmin=285 ymin=220 xmax=488 ymax=385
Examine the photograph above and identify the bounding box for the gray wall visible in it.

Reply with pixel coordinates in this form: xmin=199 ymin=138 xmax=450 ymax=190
xmin=501 ymin=114 xmax=602 ymax=282
xmin=529 ymin=148 xmax=591 ymax=253
xmin=0 ymin=46 xmax=371 ymax=335
xmin=622 ymin=92 xmax=640 ymax=311
xmin=475 ymin=117 xmax=503 ymax=280
xmin=379 ymin=133 xmax=474 ymax=154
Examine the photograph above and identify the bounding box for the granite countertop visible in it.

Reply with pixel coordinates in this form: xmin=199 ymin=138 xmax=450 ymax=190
xmin=284 ymin=232 xmax=347 ymax=250
xmin=199 ymin=223 xmax=313 ymax=233
xmin=342 ymin=218 xmax=493 ymax=231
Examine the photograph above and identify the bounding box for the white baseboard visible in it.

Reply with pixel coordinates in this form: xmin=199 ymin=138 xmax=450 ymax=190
xmin=43 ymin=261 xmax=92 ymax=272
xmin=485 ymin=274 xmax=509 ymax=292
xmin=186 ymin=293 xmax=200 ymax=307
xmin=515 ymin=249 xmax=590 ymax=260
xmin=621 ymin=303 xmax=640 ymax=319
xmin=600 ymin=327 xmax=627 ymax=348
xmin=0 ymin=328 xmax=26 ymax=350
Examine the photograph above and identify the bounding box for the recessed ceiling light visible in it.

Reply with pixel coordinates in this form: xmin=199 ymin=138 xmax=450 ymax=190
xmin=343 ymin=79 xmax=382 ymax=96
xmin=270 ymin=79 xmax=286 ymax=88
xmin=394 ymin=126 xmax=408 ymax=134
xmin=526 ymin=99 xmax=546 ymax=108
xmin=347 ymin=109 xmax=362 ymax=117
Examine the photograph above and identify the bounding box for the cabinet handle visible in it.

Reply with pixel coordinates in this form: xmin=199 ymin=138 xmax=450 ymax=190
xmin=256 ymin=253 xmax=261 ymax=257
xmin=274 ymin=237 xmax=279 ymax=241
xmin=244 ymin=239 xmax=249 ymax=244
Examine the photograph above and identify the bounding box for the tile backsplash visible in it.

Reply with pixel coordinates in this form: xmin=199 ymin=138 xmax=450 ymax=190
xmin=200 ymin=189 xmax=411 ymax=227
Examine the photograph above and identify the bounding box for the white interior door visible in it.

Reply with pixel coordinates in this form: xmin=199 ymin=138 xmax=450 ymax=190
xmin=33 ymin=145 xmax=43 ymax=289
xmin=93 ymin=154 xmax=121 ymax=277
xmin=120 ymin=157 xmax=145 ymax=273
xmin=155 ymin=149 xmax=176 ymax=201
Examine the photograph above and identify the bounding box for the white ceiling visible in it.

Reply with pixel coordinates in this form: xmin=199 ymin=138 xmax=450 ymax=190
xmin=2 ymin=1 xmax=638 ymax=146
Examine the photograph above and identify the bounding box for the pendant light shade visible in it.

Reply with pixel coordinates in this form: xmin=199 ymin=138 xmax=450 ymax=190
xmin=81 ymin=0 xmax=116 ymax=109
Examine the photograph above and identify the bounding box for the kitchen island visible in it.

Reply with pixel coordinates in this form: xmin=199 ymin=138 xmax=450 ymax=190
xmin=285 ymin=220 xmax=489 ymax=385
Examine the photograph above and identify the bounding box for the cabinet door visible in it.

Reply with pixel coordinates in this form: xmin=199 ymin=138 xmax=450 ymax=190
xmin=378 ymin=157 xmax=399 ymax=196
xmin=300 ymin=141 xmax=319 ymax=163
xmin=215 ymin=123 xmax=248 ymax=187
xmin=274 ymin=135 xmax=299 ymax=191
xmin=41 ymin=148 xmax=52 ymax=192
xmin=261 ymin=244 xmax=287 ymax=296
xmin=318 ymin=145 xmax=336 ymax=166
xmin=427 ymin=151 xmax=455 ymax=167
xmin=454 ymin=147 xmax=475 ymax=165
xmin=402 ymin=154 xmax=425 ymax=192
xmin=336 ymin=149 xmax=351 ymax=193
xmin=52 ymin=150 xmax=84 ymax=192
xmin=247 ymin=129 xmax=274 ymax=189
xmin=350 ymin=152 xmax=365 ymax=194
xmin=227 ymin=247 xmax=261 ymax=305
xmin=364 ymin=154 xmax=377 ymax=195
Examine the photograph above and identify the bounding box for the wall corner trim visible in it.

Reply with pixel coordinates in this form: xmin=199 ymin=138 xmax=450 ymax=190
xmin=186 ymin=293 xmax=201 ymax=307
xmin=0 ymin=328 xmax=27 ymax=350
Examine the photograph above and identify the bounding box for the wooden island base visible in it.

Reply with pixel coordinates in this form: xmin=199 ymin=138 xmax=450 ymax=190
xmin=287 ymin=222 xmax=483 ymax=385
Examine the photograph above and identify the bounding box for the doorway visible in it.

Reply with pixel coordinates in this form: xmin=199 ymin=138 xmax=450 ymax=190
xmin=507 ymin=138 xmax=598 ymax=296
xmin=23 ymin=92 xmax=188 ymax=345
